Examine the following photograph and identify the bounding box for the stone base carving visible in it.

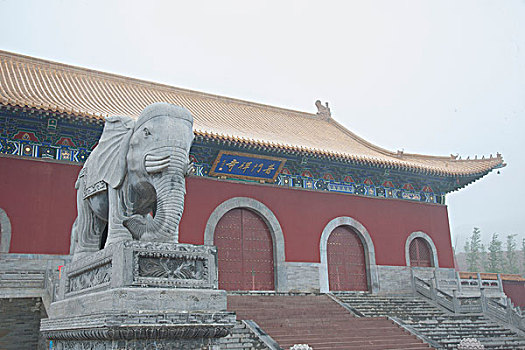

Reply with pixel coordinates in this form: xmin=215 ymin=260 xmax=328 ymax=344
xmin=49 ymin=338 xmax=221 ymax=350
xmin=41 ymin=241 xmax=235 ymax=349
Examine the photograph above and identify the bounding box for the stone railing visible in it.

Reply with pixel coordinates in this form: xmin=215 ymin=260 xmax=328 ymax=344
xmin=413 ymin=276 xmax=525 ymax=331
xmin=428 ymin=270 xmax=504 ymax=298
xmin=456 ymin=272 xmax=503 ymax=296
xmin=241 ymin=320 xmax=282 ymax=350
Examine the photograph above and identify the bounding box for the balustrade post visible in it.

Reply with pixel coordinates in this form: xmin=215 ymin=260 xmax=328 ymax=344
xmin=433 ymin=268 xmax=439 ymax=289
xmin=410 ymin=268 xmax=416 ymax=296
xmin=456 ymin=271 xmax=462 ymax=293
xmin=497 ymin=273 xmax=504 ymax=294
xmin=452 ymin=289 xmax=460 ymax=314
xmin=430 ymin=278 xmax=437 ymax=301
xmin=477 ymin=272 xmax=482 ymax=291
xmin=480 ymin=288 xmax=487 ymax=313
xmin=506 ymin=297 xmax=514 ymax=323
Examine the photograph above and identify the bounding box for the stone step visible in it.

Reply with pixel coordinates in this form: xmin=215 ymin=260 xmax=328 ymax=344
xmin=266 ymin=327 xmax=415 ymax=338
xmin=301 ymin=343 xmax=431 ymax=350
xmin=228 ymin=295 xmax=433 ymax=350
xmin=276 ymin=337 xmax=430 ymax=350
xmin=332 ymin=292 xmax=525 ymax=350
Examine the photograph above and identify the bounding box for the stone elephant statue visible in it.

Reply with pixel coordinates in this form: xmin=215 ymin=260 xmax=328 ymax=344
xmin=70 ymin=103 xmax=194 ymax=260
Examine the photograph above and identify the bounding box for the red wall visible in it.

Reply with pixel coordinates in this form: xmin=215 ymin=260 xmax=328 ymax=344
xmin=502 ymin=280 xmax=525 ymax=308
xmin=0 ymin=156 xmax=79 ymax=254
xmin=180 ymin=177 xmax=455 ymax=268
xmin=0 ymin=156 xmax=455 ymax=268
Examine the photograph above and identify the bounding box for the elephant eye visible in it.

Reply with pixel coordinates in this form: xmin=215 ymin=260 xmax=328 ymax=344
xmin=143 ymin=128 xmax=151 ymax=137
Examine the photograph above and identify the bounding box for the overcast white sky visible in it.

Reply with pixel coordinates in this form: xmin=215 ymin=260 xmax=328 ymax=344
xmin=1 ymin=0 xmax=524 ymax=251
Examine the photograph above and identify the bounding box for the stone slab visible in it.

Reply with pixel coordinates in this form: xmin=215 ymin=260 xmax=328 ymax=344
xmin=48 ymin=287 xmax=227 ymax=318
xmin=285 ymin=262 xmax=320 ymax=293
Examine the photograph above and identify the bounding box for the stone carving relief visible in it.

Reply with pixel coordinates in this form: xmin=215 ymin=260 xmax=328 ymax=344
xmin=138 ymin=257 xmax=203 ymax=280
xmin=458 ymin=338 xmax=485 ymax=349
xmin=69 ymin=103 xmax=195 ymax=260
xmin=290 ymin=345 xmax=313 ymax=350
xmin=132 ymin=245 xmax=211 ymax=288
xmin=67 ymin=261 xmax=112 ymax=293
xmin=41 ymin=311 xmax=233 ymax=342
xmin=51 ymin=339 xmax=221 ymax=350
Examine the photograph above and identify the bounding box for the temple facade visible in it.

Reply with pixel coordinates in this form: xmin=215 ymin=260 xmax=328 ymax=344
xmin=0 ymin=50 xmax=505 ymax=296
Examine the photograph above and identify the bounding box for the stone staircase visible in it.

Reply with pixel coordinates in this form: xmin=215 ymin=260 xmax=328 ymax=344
xmin=333 ymin=292 xmax=525 ymax=349
xmin=227 ymin=294 xmax=432 ymax=350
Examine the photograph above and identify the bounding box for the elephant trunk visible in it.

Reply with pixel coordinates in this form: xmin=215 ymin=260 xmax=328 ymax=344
xmin=123 ymin=147 xmax=188 ymax=243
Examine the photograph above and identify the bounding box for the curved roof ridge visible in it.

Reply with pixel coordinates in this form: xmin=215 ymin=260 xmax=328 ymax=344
xmin=399 ymin=150 xmax=504 ymax=163
xmin=327 ymin=117 xmax=398 ymax=157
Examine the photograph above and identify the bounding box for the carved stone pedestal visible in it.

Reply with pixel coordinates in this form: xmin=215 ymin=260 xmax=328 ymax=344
xmin=40 ymin=241 xmax=235 ymax=349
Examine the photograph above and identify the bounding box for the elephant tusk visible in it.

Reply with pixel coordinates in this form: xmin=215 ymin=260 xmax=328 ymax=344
xmin=145 ymin=154 xmax=170 ymax=161
xmin=145 ymin=163 xmax=170 ymax=173
xmin=145 ymin=157 xmax=170 ymax=174
xmin=145 ymin=158 xmax=170 ymax=167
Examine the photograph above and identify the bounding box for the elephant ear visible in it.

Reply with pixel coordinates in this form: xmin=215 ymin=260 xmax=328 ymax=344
xmin=85 ymin=115 xmax=134 ymax=190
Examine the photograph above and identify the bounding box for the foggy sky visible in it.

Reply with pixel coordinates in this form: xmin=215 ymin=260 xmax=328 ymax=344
xmin=1 ymin=0 xmax=523 ymax=251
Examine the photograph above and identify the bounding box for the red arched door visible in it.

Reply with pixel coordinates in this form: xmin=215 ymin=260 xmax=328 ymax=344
xmin=215 ymin=208 xmax=275 ymax=291
xmin=409 ymin=238 xmax=432 ymax=267
xmin=327 ymin=226 xmax=368 ymax=291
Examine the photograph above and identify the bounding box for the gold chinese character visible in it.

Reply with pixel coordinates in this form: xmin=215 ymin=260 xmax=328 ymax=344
xmin=253 ymin=163 xmax=264 ymax=173
xmin=238 ymin=161 xmax=252 ymax=173
xmin=263 ymin=164 xmax=275 ymax=175
xmin=226 ymin=159 xmax=239 ymax=171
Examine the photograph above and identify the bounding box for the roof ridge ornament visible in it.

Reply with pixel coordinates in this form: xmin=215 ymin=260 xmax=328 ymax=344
xmin=315 ymin=100 xmax=331 ymax=119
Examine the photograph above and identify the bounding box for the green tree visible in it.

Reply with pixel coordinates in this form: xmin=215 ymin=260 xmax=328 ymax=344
xmin=464 ymin=240 xmax=470 ymax=258
xmin=480 ymin=243 xmax=488 ymax=272
xmin=487 ymin=233 xmax=504 ymax=273
xmin=465 ymin=227 xmax=482 ymax=271
xmin=505 ymin=234 xmax=518 ymax=274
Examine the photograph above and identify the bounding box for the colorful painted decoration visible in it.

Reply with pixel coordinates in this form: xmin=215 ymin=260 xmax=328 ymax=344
xmin=13 ymin=131 xmax=39 ymax=142
xmin=402 ymin=183 xmax=415 ymax=191
xmin=422 ymin=185 xmax=434 ymax=193
xmin=0 ymin=105 xmax=453 ymax=204
xmin=301 ymin=170 xmax=313 ymax=178
xmin=343 ymin=175 xmax=355 ymax=183
xmin=56 ymin=137 xmax=76 ymax=147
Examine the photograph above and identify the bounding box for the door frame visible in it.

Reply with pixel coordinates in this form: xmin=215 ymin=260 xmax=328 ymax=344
xmin=405 ymin=231 xmax=439 ymax=267
xmin=319 ymin=216 xmax=379 ymax=293
xmin=204 ymin=197 xmax=287 ymax=292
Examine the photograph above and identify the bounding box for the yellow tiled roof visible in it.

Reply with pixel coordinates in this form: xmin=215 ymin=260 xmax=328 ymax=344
xmin=0 ymin=50 xmax=504 ymax=177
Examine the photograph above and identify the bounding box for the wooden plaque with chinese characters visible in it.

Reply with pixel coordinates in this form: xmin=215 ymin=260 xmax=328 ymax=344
xmin=209 ymin=150 xmax=286 ymax=182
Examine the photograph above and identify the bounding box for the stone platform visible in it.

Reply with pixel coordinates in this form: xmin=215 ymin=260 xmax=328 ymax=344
xmin=40 ymin=241 xmax=235 ymax=349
